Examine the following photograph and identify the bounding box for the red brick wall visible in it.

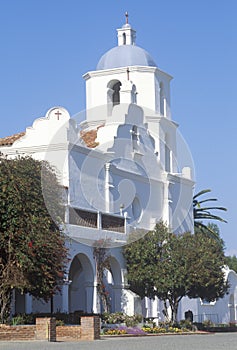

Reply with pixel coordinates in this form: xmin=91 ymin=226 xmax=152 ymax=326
xmin=0 ymin=316 xmax=100 ymax=342
xmin=0 ymin=324 xmax=36 ymax=341
xmin=36 ymin=317 xmax=56 ymax=341
xmin=81 ymin=316 xmax=100 ymax=340
xmin=56 ymin=325 xmax=81 ymax=341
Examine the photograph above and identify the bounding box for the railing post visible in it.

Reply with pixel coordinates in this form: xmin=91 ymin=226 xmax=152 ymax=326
xmin=97 ymin=211 xmax=101 ymax=229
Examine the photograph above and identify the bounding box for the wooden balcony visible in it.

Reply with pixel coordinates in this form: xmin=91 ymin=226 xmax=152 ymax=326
xmin=69 ymin=207 xmax=126 ymax=233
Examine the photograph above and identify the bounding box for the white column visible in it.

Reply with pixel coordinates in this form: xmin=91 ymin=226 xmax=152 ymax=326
xmin=163 ymin=181 xmax=170 ymax=226
xmin=104 ymin=163 xmax=110 ymax=213
xmin=112 ymin=284 xmax=124 ymax=312
xmin=25 ymin=294 xmax=32 ymax=314
xmin=124 ymin=212 xmax=128 ymax=234
xmin=97 ymin=211 xmax=101 ymax=229
xmin=170 ymin=149 xmax=173 ymax=173
xmin=120 ymin=81 xmax=133 ymax=104
xmin=62 ymin=284 xmax=69 ymax=313
xmin=84 ymin=283 xmax=94 ymax=313
xmin=92 ymin=281 xmax=99 ymax=314
xmin=163 ymin=97 xmax=167 ymax=118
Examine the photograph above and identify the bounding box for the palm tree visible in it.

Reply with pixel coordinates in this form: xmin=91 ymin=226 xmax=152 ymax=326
xmin=193 ymin=189 xmax=227 ymax=237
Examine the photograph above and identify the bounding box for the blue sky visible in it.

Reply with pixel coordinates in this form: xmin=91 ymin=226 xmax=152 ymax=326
xmin=1 ymin=0 xmax=236 ymax=254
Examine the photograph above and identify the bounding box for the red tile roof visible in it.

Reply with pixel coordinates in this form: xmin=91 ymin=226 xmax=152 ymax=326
xmin=80 ymin=125 xmax=104 ymax=148
xmin=0 ymin=132 xmax=25 ymax=146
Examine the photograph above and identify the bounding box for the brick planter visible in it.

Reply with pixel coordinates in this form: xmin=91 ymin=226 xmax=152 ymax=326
xmin=0 ymin=316 xmax=100 ymax=342
xmin=0 ymin=324 xmax=36 ymax=341
xmin=57 ymin=325 xmax=81 ymax=341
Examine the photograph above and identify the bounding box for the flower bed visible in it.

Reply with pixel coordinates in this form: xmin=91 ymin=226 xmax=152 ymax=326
xmin=102 ymin=324 xmax=191 ymax=336
xmin=142 ymin=325 xmax=186 ymax=334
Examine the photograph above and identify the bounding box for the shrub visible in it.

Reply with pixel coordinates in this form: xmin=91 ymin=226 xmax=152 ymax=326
xmin=101 ymin=312 xmax=143 ymax=327
xmin=179 ymin=319 xmax=194 ymax=330
xmin=102 ymin=312 xmax=126 ymax=324
xmin=103 ymin=328 xmax=127 ymax=335
xmin=203 ymin=319 xmax=214 ymax=328
xmin=125 ymin=314 xmax=143 ymax=327
xmin=11 ymin=313 xmax=34 ymax=325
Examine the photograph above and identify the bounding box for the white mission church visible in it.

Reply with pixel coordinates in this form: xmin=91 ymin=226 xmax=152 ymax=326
xmin=1 ymin=15 xmax=237 ymax=324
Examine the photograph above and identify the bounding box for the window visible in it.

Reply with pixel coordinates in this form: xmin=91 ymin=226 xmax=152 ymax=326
xmin=112 ymin=81 xmax=121 ymax=106
xmin=107 ymin=80 xmax=122 ymax=115
xmin=123 ymin=32 xmax=126 ymax=45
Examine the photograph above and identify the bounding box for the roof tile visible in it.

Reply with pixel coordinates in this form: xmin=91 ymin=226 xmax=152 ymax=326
xmin=0 ymin=132 xmax=25 ymax=146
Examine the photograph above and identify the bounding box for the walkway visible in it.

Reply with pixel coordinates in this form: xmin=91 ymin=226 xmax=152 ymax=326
xmin=0 ymin=333 xmax=236 ymax=350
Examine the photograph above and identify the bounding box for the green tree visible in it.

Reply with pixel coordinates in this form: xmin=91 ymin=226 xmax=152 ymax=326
xmin=225 ymin=255 xmax=237 ymax=273
xmin=124 ymin=222 xmax=228 ymax=323
xmin=193 ymin=189 xmax=227 ymax=237
xmin=0 ymin=155 xmax=68 ymax=323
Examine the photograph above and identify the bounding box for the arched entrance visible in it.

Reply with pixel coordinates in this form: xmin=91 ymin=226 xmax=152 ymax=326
xmin=69 ymin=253 xmax=94 ymax=313
xmin=106 ymin=256 xmax=123 ymax=313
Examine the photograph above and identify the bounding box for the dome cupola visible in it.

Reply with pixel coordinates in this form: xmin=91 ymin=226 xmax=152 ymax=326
xmin=96 ymin=13 xmax=157 ymax=70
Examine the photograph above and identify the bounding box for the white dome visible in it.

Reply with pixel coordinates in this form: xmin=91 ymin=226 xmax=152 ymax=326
xmin=96 ymin=45 xmax=157 ymax=71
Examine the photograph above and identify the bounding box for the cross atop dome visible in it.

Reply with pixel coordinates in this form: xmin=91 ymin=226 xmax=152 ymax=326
xmin=125 ymin=11 xmax=129 ymax=24
xmin=117 ymin=12 xmax=136 ymax=46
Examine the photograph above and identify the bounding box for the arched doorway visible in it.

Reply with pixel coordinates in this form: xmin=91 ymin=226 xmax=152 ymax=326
xmin=106 ymin=256 xmax=123 ymax=313
xmin=69 ymin=253 xmax=94 ymax=313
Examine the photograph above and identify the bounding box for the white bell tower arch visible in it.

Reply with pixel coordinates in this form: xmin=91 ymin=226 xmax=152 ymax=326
xmin=83 ymin=13 xmax=172 ymax=123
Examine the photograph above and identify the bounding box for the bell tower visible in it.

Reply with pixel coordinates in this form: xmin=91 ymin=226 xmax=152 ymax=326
xmin=117 ymin=12 xmax=136 ymax=46
xmin=83 ymin=14 xmax=172 ymax=123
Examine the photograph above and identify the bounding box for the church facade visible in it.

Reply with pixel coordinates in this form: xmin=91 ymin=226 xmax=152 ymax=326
xmin=0 ymin=16 xmax=209 ymax=320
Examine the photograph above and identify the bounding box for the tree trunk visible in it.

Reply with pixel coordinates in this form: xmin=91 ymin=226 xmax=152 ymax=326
xmin=169 ymin=298 xmax=181 ymax=324
xmin=100 ymin=293 xmax=110 ymax=314
xmin=0 ymin=288 xmax=12 ymax=323
xmin=162 ymin=300 xmax=170 ymax=322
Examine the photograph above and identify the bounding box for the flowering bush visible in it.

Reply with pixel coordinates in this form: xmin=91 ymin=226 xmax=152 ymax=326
xmin=101 ymin=312 xmax=143 ymax=327
xmin=142 ymin=325 xmax=188 ymax=334
xmin=104 ymin=328 xmax=127 ymax=335
xmin=102 ymin=312 xmax=126 ymax=324
xmin=103 ymin=325 xmax=146 ymax=335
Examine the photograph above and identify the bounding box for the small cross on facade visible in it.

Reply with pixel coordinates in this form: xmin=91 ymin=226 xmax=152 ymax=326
xmin=55 ymin=110 xmax=62 ymax=120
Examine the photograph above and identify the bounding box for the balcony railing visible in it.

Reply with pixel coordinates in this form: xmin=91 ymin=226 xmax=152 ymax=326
xmin=68 ymin=207 xmax=126 ymax=233
xmin=69 ymin=208 xmax=97 ymax=228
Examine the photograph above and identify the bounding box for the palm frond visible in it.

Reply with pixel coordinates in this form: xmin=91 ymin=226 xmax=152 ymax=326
xmin=195 ymin=206 xmax=227 ymax=212
xmin=193 ymin=189 xmax=227 ymax=234
xmin=194 ymin=221 xmax=221 ymax=240
xmin=193 ymin=189 xmax=211 ymax=200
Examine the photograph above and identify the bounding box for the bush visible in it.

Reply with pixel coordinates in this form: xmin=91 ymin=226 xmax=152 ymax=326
xmin=11 ymin=314 xmax=34 ymax=325
xmin=102 ymin=312 xmax=125 ymax=324
xmin=179 ymin=319 xmax=194 ymax=330
xmin=203 ymin=319 xmax=214 ymax=328
xmin=101 ymin=312 xmax=143 ymax=327
xmin=103 ymin=328 xmax=127 ymax=335
xmin=125 ymin=314 xmax=143 ymax=327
